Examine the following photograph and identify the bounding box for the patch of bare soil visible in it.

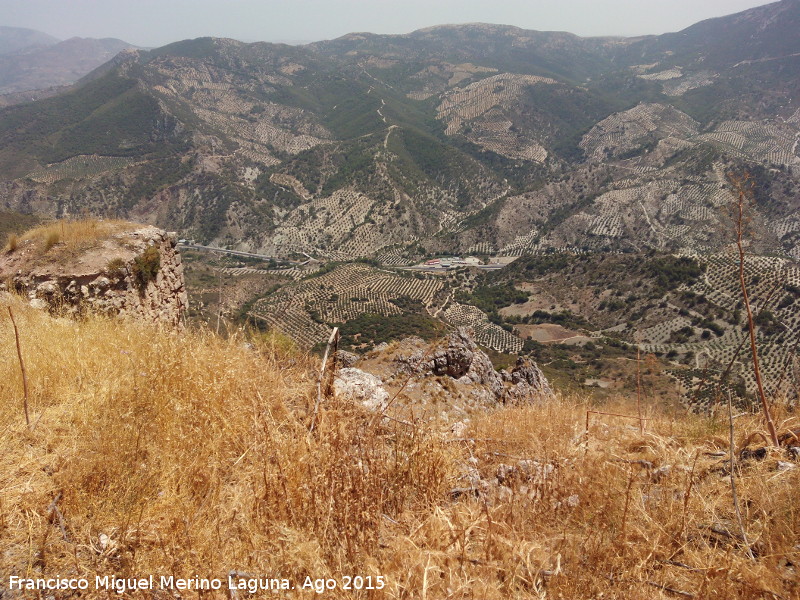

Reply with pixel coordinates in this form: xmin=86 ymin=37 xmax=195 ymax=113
xmin=515 ymin=323 xmax=584 ymax=343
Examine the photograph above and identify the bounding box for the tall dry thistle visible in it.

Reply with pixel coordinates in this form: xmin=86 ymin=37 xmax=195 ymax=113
xmin=727 ymin=171 xmax=779 ymax=448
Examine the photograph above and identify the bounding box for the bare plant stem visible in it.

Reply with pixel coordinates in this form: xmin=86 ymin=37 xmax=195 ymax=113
xmin=310 ymin=327 xmax=339 ymax=432
xmin=636 ymin=347 xmax=644 ymax=435
xmin=45 ymin=492 xmax=70 ymax=542
xmin=216 ymin=268 xmax=223 ymax=335
xmin=717 ymin=278 xmax=783 ymax=390
xmin=584 ymin=410 xmax=591 ymax=454
xmin=730 ymin=173 xmax=779 ymax=447
xmin=8 ymin=307 xmax=30 ymax=427
xmin=676 ymin=450 xmax=700 ymax=543
xmin=619 ymin=470 xmax=635 ymax=546
xmin=728 ymin=391 xmax=755 ymax=561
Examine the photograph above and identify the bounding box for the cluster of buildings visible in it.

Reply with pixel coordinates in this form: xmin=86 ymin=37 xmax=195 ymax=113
xmin=423 ymin=256 xmax=482 ymax=268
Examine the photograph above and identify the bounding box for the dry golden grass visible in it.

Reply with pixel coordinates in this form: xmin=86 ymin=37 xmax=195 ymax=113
xmin=6 ymin=233 xmax=18 ymax=252
xmin=0 ymin=297 xmax=798 ymax=599
xmin=6 ymin=219 xmax=138 ymax=256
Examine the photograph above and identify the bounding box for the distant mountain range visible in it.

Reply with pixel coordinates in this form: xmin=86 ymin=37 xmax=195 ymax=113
xmin=0 ymin=26 xmax=136 ymax=96
xmin=0 ymin=26 xmax=59 ymax=55
xmin=0 ymin=1 xmax=798 ymax=261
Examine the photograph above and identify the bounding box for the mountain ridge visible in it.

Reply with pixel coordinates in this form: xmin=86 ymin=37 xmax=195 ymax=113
xmin=0 ymin=25 xmax=59 ymax=55
xmin=0 ymin=1 xmax=797 ymax=261
xmin=0 ymin=27 xmax=137 ymax=96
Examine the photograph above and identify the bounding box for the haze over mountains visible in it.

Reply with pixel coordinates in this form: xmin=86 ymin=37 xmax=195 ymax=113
xmin=2 ymin=7 xmax=800 ymax=597
xmin=2 ymin=9 xmax=799 ymax=595
xmin=0 ymin=25 xmax=136 ymax=98
xmin=0 ymin=25 xmax=59 ymax=55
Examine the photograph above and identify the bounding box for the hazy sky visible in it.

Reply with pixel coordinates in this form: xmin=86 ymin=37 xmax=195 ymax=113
xmin=0 ymin=0 xmax=773 ymax=47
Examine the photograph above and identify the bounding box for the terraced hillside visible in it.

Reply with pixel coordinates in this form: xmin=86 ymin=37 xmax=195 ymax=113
xmin=442 ymin=301 xmax=523 ymax=354
xmin=0 ymin=3 xmax=798 ymax=410
xmin=248 ymin=263 xmax=446 ymax=348
xmin=480 ymin=251 xmax=800 ymax=409
xmin=0 ymin=2 xmax=797 ymax=263
xmin=474 ymin=101 xmax=800 ymax=260
xmin=237 ymin=260 xmax=526 ymax=354
xmin=656 ymin=252 xmax=800 ymax=409
xmin=177 ymin=227 xmax=799 ymax=409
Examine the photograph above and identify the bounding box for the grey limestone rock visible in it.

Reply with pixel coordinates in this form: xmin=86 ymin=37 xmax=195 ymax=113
xmin=504 ymin=356 xmax=554 ymax=403
xmin=336 ymin=350 xmax=360 ymax=368
xmin=398 ymin=328 xmax=506 ymax=399
xmin=391 ymin=328 xmax=552 ymax=404
xmin=333 ymin=367 xmax=389 ymax=411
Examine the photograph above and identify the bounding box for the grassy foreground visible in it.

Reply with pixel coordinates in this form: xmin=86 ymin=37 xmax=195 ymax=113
xmin=0 ymin=297 xmax=798 ymax=599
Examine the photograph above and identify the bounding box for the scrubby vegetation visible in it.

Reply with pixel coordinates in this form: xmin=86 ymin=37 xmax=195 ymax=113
xmin=20 ymin=219 xmax=131 ymax=246
xmin=456 ymin=284 xmax=528 ymax=314
xmin=105 ymin=257 xmax=127 ymax=280
xmin=336 ymin=311 xmax=445 ymax=350
xmin=514 ymin=308 xmax=594 ymax=330
xmin=131 ymin=245 xmax=161 ymax=290
xmin=646 ymin=255 xmax=706 ymax=294
xmin=121 ymin=155 xmax=194 ymax=210
xmin=5 ymin=234 xmax=18 ymax=253
xmin=0 ymin=211 xmax=40 ymax=249
xmin=0 ymin=73 xmax=186 ymax=178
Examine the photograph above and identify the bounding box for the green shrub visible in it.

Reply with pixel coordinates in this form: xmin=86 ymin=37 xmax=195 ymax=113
xmin=456 ymin=284 xmax=529 ymax=313
xmin=337 ymin=313 xmax=445 ymax=350
xmin=106 ymin=257 xmax=128 ymax=280
xmin=646 ymin=256 xmax=705 ymax=293
xmin=131 ymin=246 xmax=160 ymax=291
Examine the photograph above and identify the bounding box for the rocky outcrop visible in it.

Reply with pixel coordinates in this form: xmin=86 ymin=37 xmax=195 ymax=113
xmin=395 ymin=328 xmax=506 ymax=399
xmin=333 ymin=367 xmax=389 ymax=411
xmin=390 ymin=328 xmax=551 ymax=404
xmin=0 ymin=223 xmax=187 ymax=328
xmin=330 ymin=328 xmax=554 ymax=421
xmin=336 ymin=350 xmax=361 ymax=368
xmin=504 ymin=357 xmax=554 ymax=403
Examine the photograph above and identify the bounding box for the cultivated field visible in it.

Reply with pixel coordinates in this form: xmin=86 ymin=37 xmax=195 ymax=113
xmin=249 ymin=263 xmax=448 ymax=348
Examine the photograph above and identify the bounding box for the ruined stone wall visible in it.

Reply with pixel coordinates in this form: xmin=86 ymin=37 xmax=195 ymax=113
xmin=0 ymin=225 xmax=188 ymax=328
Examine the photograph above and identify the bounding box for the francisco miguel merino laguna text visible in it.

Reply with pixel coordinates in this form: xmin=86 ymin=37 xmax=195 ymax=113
xmin=10 ymin=574 xmax=386 ymax=594
xmin=8 ymin=575 xmax=293 ymax=594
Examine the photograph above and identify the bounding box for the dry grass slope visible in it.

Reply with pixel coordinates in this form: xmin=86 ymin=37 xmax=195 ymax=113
xmin=0 ymin=297 xmax=798 ymax=598
xmin=6 ymin=219 xmax=139 ymax=258
xmin=18 ymin=218 xmax=132 ymax=243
